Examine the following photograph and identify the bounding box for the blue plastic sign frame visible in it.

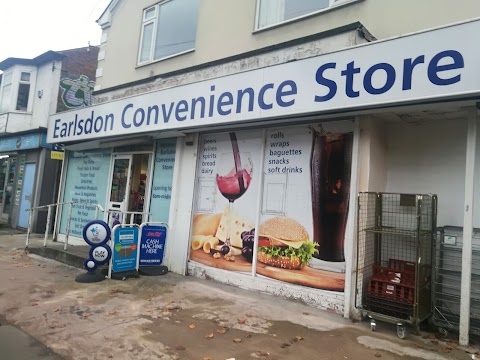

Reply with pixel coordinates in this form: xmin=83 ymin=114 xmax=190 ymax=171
xmin=139 ymin=225 xmax=167 ymax=266
xmin=112 ymin=226 xmax=139 ymax=273
xmin=83 ymin=220 xmax=111 ymax=247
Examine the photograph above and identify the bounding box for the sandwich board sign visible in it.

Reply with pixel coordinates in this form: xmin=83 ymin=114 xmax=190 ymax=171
xmin=138 ymin=222 xmax=169 ymax=276
xmin=139 ymin=224 xmax=167 ymax=266
xmin=110 ymin=224 xmax=140 ymax=276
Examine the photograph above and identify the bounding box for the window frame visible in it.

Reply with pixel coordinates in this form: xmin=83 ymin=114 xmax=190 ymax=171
xmin=254 ymin=0 xmax=362 ymax=32
xmin=137 ymin=0 xmax=199 ymax=66
xmin=0 ymin=68 xmax=34 ymax=114
xmin=0 ymin=71 xmax=13 ymax=114
xmin=15 ymin=71 xmax=31 ymax=112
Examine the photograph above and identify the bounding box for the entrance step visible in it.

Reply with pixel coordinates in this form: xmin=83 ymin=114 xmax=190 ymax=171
xmin=28 ymin=246 xmax=88 ymax=269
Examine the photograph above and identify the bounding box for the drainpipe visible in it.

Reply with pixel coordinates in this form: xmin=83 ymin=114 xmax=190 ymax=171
xmin=459 ymin=107 xmax=478 ymax=346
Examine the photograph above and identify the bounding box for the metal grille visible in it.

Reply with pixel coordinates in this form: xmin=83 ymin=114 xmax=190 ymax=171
xmin=432 ymin=226 xmax=480 ymax=336
xmin=355 ymin=192 xmax=437 ymax=328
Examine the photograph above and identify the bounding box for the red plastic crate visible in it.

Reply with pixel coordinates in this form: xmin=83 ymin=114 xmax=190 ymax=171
xmin=367 ymin=279 xmax=415 ymax=303
xmin=372 ymin=265 xmax=415 ymax=286
xmin=388 ymin=259 xmax=415 ymax=274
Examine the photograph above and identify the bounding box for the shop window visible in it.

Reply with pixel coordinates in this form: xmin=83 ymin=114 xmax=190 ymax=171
xmin=256 ymin=0 xmax=355 ymax=29
xmin=189 ymin=126 xmax=353 ymax=292
xmin=138 ymin=0 xmax=200 ymax=64
xmin=16 ymin=72 xmax=31 ymax=111
xmin=3 ymin=157 xmax=16 ymax=214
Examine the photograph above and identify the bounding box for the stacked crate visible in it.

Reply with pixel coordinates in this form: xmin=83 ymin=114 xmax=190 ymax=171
xmin=366 ymin=259 xmax=416 ymax=319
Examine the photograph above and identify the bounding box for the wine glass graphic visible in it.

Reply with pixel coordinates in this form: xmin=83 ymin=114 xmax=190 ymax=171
xmin=216 ymin=152 xmax=253 ymax=249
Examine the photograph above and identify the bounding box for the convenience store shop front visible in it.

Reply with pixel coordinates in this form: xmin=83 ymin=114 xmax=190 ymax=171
xmin=48 ymin=19 xmax=480 ymax=341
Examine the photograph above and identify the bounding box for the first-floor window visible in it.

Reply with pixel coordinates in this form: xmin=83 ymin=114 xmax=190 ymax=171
xmin=0 ymin=72 xmax=12 ymax=113
xmin=257 ymin=0 xmax=345 ymax=29
xmin=138 ymin=0 xmax=200 ymax=64
xmin=16 ymin=72 xmax=31 ymax=111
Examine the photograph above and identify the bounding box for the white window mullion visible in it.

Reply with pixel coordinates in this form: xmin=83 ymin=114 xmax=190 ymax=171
xmin=151 ymin=8 xmax=159 ymax=63
xmin=138 ymin=5 xmax=158 ymax=64
xmin=149 ymin=4 xmax=158 ymax=63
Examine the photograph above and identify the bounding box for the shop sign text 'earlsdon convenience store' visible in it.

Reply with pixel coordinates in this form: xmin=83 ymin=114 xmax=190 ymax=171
xmin=47 ymin=20 xmax=480 ymax=143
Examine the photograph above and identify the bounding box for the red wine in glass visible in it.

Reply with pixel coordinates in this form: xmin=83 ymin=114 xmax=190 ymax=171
xmin=216 ymin=151 xmax=253 ymax=247
xmin=216 ymin=168 xmax=252 ymax=201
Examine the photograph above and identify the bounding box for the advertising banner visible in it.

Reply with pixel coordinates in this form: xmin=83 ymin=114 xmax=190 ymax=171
xmin=189 ymin=126 xmax=352 ymax=291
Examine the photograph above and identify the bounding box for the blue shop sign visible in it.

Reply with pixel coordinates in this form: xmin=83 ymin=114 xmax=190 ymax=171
xmin=112 ymin=227 xmax=139 ymax=272
xmin=139 ymin=225 xmax=167 ymax=266
xmin=0 ymin=134 xmax=42 ymax=152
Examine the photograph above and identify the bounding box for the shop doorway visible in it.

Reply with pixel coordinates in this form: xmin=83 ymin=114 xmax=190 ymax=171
xmin=18 ymin=163 xmax=36 ymax=228
xmin=107 ymin=153 xmax=151 ymax=227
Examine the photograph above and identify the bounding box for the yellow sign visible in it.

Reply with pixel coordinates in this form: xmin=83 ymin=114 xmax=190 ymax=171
xmin=51 ymin=151 xmax=64 ymax=160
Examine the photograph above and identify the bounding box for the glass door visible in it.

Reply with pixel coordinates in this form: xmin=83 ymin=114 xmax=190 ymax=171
xmin=107 ymin=155 xmax=132 ymax=228
xmin=128 ymin=153 xmax=152 ymax=225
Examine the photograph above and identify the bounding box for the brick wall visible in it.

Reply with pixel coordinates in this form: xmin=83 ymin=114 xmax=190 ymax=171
xmin=56 ymin=46 xmax=100 ymax=113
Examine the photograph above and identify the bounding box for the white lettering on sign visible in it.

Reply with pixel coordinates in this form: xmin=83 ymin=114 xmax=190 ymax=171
xmin=141 ymin=238 xmax=164 ymax=254
xmin=47 ymin=20 xmax=480 ymax=144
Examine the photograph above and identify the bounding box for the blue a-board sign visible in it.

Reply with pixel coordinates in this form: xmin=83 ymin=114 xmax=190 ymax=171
xmin=139 ymin=225 xmax=167 ymax=266
xmin=112 ymin=227 xmax=139 ymax=272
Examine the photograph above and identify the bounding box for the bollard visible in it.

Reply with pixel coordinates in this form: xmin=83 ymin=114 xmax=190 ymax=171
xmin=25 ymin=208 xmax=33 ymax=248
xmin=64 ymin=202 xmax=73 ymax=251
xmin=44 ymin=205 xmax=52 ymax=247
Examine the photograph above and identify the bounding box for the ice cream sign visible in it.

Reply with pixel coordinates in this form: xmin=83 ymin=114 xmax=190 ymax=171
xmin=47 ymin=19 xmax=480 ymax=144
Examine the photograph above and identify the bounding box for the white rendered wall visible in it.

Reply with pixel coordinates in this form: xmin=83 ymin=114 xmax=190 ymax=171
xmin=358 ymin=117 xmax=387 ymax=193
xmin=32 ymin=60 xmax=62 ymax=128
xmin=96 ymin=0 xmax=480 ymax=91
xmin=384 ymin=119 xmax=469 ymax=227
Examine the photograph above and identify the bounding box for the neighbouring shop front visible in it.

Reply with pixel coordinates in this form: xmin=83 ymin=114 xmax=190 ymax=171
xmin=48 ymin=19 xmax=480 ymax=341
xmin=0 ymin=132 xmax=58 ymax=230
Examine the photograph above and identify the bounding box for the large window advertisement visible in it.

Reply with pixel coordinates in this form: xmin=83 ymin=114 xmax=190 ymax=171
xmin=59 ymin=150 xmax=111 ymax=237
xmin=189 ymin=126 xmax=352 ymax=292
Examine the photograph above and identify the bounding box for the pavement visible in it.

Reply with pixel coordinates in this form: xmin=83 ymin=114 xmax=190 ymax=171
xmin=0 ymin=228 xmax=479 ymax=360
xmin=0 ymin=314 xmax=64 ymax=360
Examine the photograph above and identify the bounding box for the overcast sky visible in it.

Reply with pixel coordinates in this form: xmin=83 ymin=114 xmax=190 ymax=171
xmin=0 ymin=0 xmax=111 ymax=63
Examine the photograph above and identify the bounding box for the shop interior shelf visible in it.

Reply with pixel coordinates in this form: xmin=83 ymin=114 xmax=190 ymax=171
xmin=364 ymin=226 xmax=432 ymax=237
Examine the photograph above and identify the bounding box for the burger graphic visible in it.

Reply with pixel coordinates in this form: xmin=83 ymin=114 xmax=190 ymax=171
xmin=256 ymin=216 xmax=318 ymax=270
